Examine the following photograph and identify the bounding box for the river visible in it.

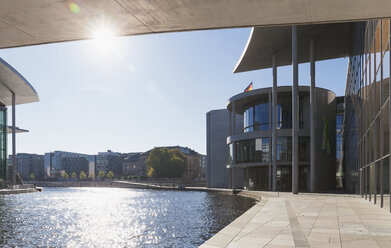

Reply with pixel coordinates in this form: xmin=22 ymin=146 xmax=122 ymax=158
xmin=0 ymin=187 xmax=256 ymax=247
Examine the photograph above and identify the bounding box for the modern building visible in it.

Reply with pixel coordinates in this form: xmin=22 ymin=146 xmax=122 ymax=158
xmin=44 ymin=151 xmax=94 ymax=179
xmin=206 ymin=109 xmax=244 ymax=188
xmin=344 ymin=20 xmax=391 ymax=208
xmin=95 ymin=150 xmax=124 ymax=177
xmin=8 ymin=153 xmax=44 ymax=180
xmin=0 ymin=58 xmax=39 ymax=187
xmin=226 ymin=86 xmax=336 ymax=191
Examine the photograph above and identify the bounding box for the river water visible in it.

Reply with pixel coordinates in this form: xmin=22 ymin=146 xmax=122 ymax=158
xmin=0 ymin=187 xmax=256 ymax=247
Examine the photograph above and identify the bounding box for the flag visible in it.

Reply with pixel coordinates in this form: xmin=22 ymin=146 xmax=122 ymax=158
xmin=244 ymin=82 xmax=253 ymax=92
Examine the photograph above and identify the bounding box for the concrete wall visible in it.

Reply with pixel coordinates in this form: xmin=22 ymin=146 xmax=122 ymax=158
xmin=206 ymin=109 xmax=243 ymax=188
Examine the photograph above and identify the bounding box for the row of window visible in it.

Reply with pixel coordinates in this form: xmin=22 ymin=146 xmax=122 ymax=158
xmin=228 ymin=136 xmax=310 ymax=164
xmin=242 ymin=95 xmax=310 ymax=133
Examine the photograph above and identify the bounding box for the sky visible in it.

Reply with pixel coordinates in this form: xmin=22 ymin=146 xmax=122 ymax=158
xmin=0 ymin=28 xmax=348 ymax=155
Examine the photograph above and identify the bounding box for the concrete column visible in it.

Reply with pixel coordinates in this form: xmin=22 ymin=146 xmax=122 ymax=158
xmin=389 ymin=19 xmax=391 ymax=212
xmin=272 ymin=53 xmax=278 ymax=191
xmin=292 ymin=25 xmax=299 ymax=194
xmin=310 ymin=39 xmax=316 ymax=192
xmin=232 ymin=166 xmax=236 ymax=191
xmin=232 ymin=101 xmax=236 ymax=191
xmin=232 ymin=101 xmax=236 ymax=136
xmin=380 ymin=20 xmax=384 ymax=208
xmin=12 ymin=92 xmax=16 ymax=186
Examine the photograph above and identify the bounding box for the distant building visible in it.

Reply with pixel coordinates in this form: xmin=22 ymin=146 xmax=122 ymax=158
xmin=122 ymin=146 xmax=204 ymax=179
xmin=44 ymin=151 xmax=94 ymax=179
xmin=61 ymin=156 xmax=88 ymax=175
xmin=8 ymin=153 xmax=44 ymax=180
xmin=206 ymin=109 xmax=244 ymax=188
xmin=122 ymin=152 xmax=148 ymax=178
xmin=95 ymin=150 xmax=124 ymax=176
xmin=200 ymin=154 xmax=207 ymax=179
xmin=160 ymin=146 xmax=204 ymax=180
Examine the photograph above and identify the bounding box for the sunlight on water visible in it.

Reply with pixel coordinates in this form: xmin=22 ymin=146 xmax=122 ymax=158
xmin=0 ymin=188 xmax=255 ymax=247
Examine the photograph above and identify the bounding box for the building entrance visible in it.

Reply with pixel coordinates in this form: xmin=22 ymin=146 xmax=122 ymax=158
xmin=244 ymin=166 xmax=269 ymax=190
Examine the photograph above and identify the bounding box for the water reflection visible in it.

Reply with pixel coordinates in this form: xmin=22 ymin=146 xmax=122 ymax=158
xmin=0 ymin=188 xmax=255 ymax=247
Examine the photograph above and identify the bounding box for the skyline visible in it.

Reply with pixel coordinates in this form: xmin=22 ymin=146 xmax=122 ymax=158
xmin=0 ymin=27 xmax=347 ymax=155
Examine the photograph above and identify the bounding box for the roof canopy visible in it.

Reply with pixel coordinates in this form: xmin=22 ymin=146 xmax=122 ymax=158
xmin=7 ymin=126 xmax=28 ymax=134
xmin=0 ymin=58 xmax=39 ymax=106
xmin=234 ymin=22 xmax=354 ymax=73
xmin=0 ymin=0 xmax=389 ymax=49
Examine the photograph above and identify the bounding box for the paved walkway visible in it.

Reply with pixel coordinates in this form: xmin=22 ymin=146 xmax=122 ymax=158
xmin=200 ymin=192 xmax=391 ymax=248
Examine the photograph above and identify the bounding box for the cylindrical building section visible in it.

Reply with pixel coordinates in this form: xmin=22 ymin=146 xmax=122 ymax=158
xmin=226 ymin=86 xmax=336 ymax=192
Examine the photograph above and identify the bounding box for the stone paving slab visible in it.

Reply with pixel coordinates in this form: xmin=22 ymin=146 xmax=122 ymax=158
xmin=200 ymin=191 xmax=391 ymax=248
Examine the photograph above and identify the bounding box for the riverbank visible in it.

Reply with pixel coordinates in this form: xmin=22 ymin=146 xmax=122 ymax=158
xmin=31 ymin=180 xmax=232 ymax=192
xmin=0 ymin=188 xmax=38 ymax=195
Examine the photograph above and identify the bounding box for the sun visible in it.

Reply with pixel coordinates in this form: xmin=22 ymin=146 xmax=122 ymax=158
xmin=92 ymin=26 xmax=116 ymax=51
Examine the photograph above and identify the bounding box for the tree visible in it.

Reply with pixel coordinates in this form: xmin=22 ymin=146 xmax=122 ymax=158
xmin=29 ymin=173 xmax=35 ymax=180
xmin=98 ymin=170 xmax=105 ymax=179
xmin=79 ymin=171 xmax=87 ymax=180
xmin=147 ymin=167 xmax=155 ymax=177
xmin=146 ymin=148 xmax=187 ymax=178
xmin=88 ymin=173 xmax=95 ymax=180
xmin=71 ymin=172 xmax=77 ymax=179
xmin=62 ymin=172 xmax=69 ymax=179
xmin=107 ymin=170 xmax=114 ymax=179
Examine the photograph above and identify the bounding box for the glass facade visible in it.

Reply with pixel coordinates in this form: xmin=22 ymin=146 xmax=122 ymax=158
xmin=243 ymin=92 xmax=310 ymax=132
xmin=230 ymin=136 xmax=310 ymax=164
xmin=234 ymin=138 xmax=270 ymax=164
xmin=344 ymin=19 xmax=391 ymax=211
xmin=0 ymin=106 xmax=6 ymax=187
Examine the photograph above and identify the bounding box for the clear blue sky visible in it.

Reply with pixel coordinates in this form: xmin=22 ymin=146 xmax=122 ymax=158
xmin=0 ymin=28 xmax=348 ymax=155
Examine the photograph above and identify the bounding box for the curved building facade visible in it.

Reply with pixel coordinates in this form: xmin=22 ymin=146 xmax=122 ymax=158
xmin=227 ymin=86 xmax=336 ymax=191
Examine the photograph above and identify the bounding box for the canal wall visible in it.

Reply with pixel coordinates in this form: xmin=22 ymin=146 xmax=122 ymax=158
xmin=0 ymin=188 xmax=38 ymax=195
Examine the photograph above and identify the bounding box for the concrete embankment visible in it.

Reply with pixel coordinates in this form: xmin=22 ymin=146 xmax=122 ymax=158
xmin=0 ymin=188 xmax=38 ymax=195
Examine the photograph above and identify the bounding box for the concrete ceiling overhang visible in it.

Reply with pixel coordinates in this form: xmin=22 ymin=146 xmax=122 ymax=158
xmin=0 ymin=58 xmax=39 ymax=106
xmin=7 ymin=126 xmax=28 ymax=133
xmin=234 ymin=22 xmax=354 ymax=73
xmin=0 ymin=0 xmax=389 ymax=49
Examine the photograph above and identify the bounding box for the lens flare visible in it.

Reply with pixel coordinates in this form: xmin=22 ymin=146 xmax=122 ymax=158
xmin=69 ymin=2 xmax=80 ymax=14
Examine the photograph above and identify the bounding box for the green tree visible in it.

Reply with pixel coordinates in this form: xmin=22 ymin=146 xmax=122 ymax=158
xmin=88 ymin=173 xmax=95 ymax=180
xmin=107 ymin=170 xmax=114 ymax=179
xmin=98 ymin=170 xmax=105 ymax=179
xmin=146 ymin=148 xmax=186 ymax=178
xmin=29 ymin=173 xmax=35 ymax=180
xmin=71 ymin=172 xmax=77 ymax=179
xmin=62 ymin=172 xmax=69 ymax=179
xmin=79 ymin=171 xmax=87 ymax=180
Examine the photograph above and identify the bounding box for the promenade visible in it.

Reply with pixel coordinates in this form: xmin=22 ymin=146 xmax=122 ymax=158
xmin=201 ymin=192 xmax=391 ymax=248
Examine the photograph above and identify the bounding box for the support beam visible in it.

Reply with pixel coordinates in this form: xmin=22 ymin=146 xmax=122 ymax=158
xmin=380 ymin=20 xmax=384 ymax=208
xmin=292 ymin=25 xmax=299 ymax=194
xmin=272 ymin=53 xmax=278 ymax=191
xmin=12 ymin=92 xmax=16 ymax=186
xmin=232 ymin=101 xmax=236 ymax=191
xmin=310 ymin=39 xmax=316 ymax=193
